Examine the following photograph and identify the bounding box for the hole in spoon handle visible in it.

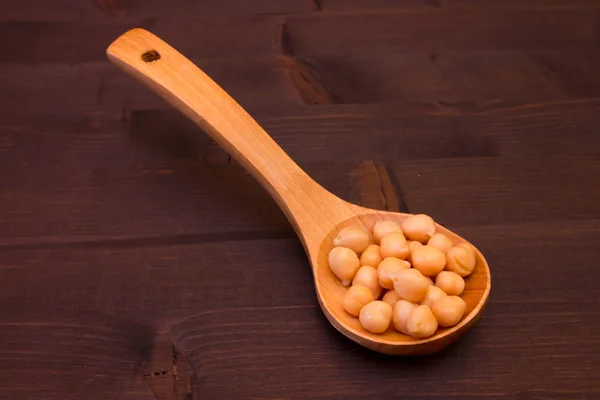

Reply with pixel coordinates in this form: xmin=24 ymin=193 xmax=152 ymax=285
xmin=141 ymin=49 xmax=161 ymax=63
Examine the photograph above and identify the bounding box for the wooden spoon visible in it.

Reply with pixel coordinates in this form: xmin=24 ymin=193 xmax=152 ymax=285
xmin=107 ymin=28 xmax=491 ymax=356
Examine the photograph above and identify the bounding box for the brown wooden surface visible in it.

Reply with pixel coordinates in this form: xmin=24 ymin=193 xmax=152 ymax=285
xmin=1 ymin=1 xmax=600 ymax=398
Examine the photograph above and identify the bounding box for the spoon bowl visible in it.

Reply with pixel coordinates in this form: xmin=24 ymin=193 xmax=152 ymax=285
xmin=107 ymin=28 xmax=491 ymax=355
xmin=316 ymin=210 xmax=490 ymax=355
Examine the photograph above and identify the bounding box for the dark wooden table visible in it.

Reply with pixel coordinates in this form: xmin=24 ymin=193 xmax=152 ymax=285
xmin=2 ymin=1 xmax=600 ymax=399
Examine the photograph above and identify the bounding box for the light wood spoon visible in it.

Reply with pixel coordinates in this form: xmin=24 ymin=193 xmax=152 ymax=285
xmin=107 ymin=28 xmax=491 ymax=356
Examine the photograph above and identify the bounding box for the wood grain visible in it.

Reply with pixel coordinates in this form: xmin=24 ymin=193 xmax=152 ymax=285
xmin=293 ymin=51 xmax=600 ymax=103
xmin=0 ymin=18 xmax=285 ymax=63
xmin=0 ymin=0 xmax=315 ymax=20
xmin=320 ymin=0 xmax=600 ymax=12
xmin=392 ymin=155 xmax=600 ymax=227
xmin=0 ymin=59 xmax=301 ymax=117
xmin=2 ymin=0 xmax=600 ymax=397
xmin=127 ymin=98 xmax=600 ymax=162
xmin=1 ymin=221 xmax=598 ymax=398
xmin=285 ymin=9 xmax=600 ymax=55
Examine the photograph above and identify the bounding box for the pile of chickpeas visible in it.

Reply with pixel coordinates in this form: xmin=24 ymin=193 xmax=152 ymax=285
xmin=328 ymin=214 xmax=476 ymax=339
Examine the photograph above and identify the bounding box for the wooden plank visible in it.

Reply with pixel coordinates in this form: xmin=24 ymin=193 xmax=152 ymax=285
xmin=294 ymin=51 xmax=600 ymax=103
xmin=4 ymin=49 xmax=599 ymax=120
xmin=0 ymin=20 xmax=151 ymax=64
xmin=0 ymin=17 xmax=283 ymax=63
xmin=173 ymin=303 xmax=600 ymax=399
xmin=129 ymin=107 xmax=494 ymax=162
xmin=6 ymin=48 xmax=597 ymax=121
xmin=320 ymin=0 xmax=443 ymax=12
xmin=128 ymin=98 xmax=600 ymax=162
xmin=0 ymin=63 xmax=106 ymax=115
xmin=0 ymin=238 xmax=316 ymax=399
xmin=470 ymin=99 xmax=600 ymax=158
xmin=1 ymin=220 xmax=599 ymax=398
xmin=0 ymin=0 xmax=104 ymax=21
xmin=151 ymin=17 xmax=284 ymax=59
xmin=3 ymin=0 xmax=596 ymax=22
xmin=391 ymin=155 xmax=600 ymax=227
xmin=0 ymin=317 xmax=154 ymax=399
xmin=320 ymin=0 xmax=600 ymax=12
xmin=116 ymin=0 xmax=317 ymax=18
xmin=437 ymin=0 xmax=600 ymax=10
xmin=3 ymin=118 xmax=599 ymax=242
xmin=2 ymin=99 xmax=598 ymax=244
xmin=8 ymin=96 xmax=599 ymax=167
xmin=0 ymin=144 xmax=390 ymax=244
xmin=0 ymin=0 xmax=315 ymax=21
xmin=0 ymin=58 xmax=302 ymax=117
xmin=285 ymin=9 xmax=600 ymax=55
xmin=0 ymin=239 xmax=317 ymax=319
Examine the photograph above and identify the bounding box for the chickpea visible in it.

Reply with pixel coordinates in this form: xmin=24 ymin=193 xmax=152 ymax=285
xmin=431 ymin=296 xmax=466 ymax=327
xmin=359 ymin=300 xmax=392 ymax=334
xmin=406 ymin=305 xmax=438 ymax=339
xmin=333 ymin=226 xmax=370 ymax=254
xmin=419 ymin=285 xmax=447 ymax=308
xmin=407 ymin=240 xmax=423 ymax=264
xmin=377 ymin=257 xmax=410 ymax=289
xmin=392 ymin=299 xmax=416 ymax=335
xmin=427 ymin=233 xmax=454 ymax=254
xmin=412 ymin=245 xmax=446 ymax=276
xmin=380 ymin=232 xmax=409 ymax=259
xmin=382 ymin=290 xmax=403 ymax=307
xmin=401 ymin=214 xmax=436 ymax=243
xmin=352 ymin=266 xmax=382 ymax=299
xmin=372 ymin=220 xmax=402 ymax=244
xmin=360 ymin=244 xmax=383 ymax=268
xmin=392 ymin=268 xmax=430 ymax=303
xmin=343 ymin=284 xmax=375 ymax=317
xmin=446 ymin=244 xmax=476 ymax=277
xmin=328 ymin=247 xmax=360 ymax=286
xmin=435 ymin=271 xmax=465 ymax=296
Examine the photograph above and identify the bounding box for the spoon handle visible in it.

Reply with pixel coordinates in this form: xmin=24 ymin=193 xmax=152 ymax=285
xmin=106 ymin=29 xmax=341 ymax=246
